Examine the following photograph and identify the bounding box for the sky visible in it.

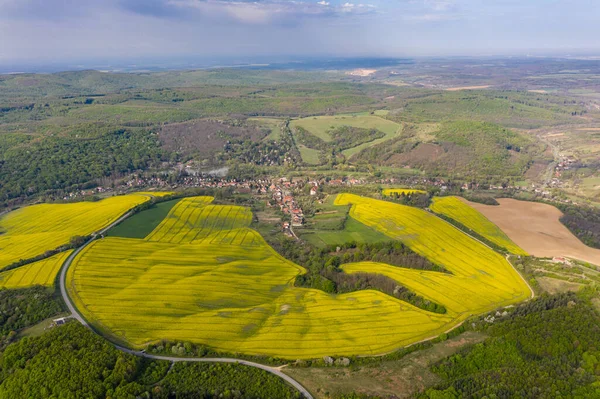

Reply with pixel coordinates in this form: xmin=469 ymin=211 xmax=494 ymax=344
xmin=1 ymin=0 xmax=599 ymax=67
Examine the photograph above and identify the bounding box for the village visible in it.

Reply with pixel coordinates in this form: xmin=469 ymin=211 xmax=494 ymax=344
xmin=55 ymin=161 xmax=582 ymax=232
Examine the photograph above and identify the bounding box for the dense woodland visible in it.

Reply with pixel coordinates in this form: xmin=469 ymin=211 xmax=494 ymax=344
xmin=421 ymin=293 xmax=600 ymax=398
xmin=382 ymin=190 xmax=433 ymax=208
xmin=0 ymin=287 xmax=63 ymax=349
xmin=0 ymin=128 xmax=164 ymax=202
xmin=558 ymin=203 xmax=600 ymax=249
xmin=0 ymin=323 xmax=301 ymax=399
xmin=222 ymin=124 xmax=300 ymax=167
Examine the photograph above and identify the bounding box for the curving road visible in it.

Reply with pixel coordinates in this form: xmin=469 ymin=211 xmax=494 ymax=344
xmin=58 ymin=211 xmax=313 ymax=399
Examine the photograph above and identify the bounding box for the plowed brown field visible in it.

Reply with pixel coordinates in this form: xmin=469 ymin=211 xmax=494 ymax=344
xmin=465 ymin=198 xmax=600 ymax=266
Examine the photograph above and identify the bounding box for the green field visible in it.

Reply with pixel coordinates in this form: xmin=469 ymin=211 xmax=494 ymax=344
xmin=290 ymin=114 xmax=402 ymax=159
xmin=107 ymin=198 xmax=182 ymax=239
xmin=68 ymin=194 xmax=531 ymax=358
xmin=248 ymin=117 xmax=284 ymax=141
xmin=297 ymin=145 xmax=321 ymax=165
xmin=299 ymin=217 xmax=391 ymax=247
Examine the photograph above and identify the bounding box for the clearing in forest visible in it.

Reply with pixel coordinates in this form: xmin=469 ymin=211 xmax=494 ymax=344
xmin=290 ymin=115 xmax=402 ymax=159
xmin=68 ymin=195 xmax=531 ymax=358
xmin=429 ymin=196 xmax=527 ymax=255
xmin=0 ymin=193 xmax=151 ymax=270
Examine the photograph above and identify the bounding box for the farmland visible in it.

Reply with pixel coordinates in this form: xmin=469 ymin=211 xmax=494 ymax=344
xmin=430 ymin=196 xmax=527 ymax=255
xmin=0 ymin=194 xmax=151 ymax=270
xmin=335 ymin=194 xmax=531 ymax=316
xmin=68 ymin=194 xmax=531 ymax=358
xmin=0 ymin=251 xmax=71 ymax=289
xmin=290 ymin=115 xmax=402 ymax=160
xmin=107 ymin=198 xmax=181 ymax=239
xmin=467 ymin=198 xmax=600 ymax=265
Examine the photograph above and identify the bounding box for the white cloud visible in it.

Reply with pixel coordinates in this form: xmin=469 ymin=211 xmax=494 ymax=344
xmin=424 ymin=0 xmax=455 ymax=12
xmin=167 ymin=0 xmax=375 ymax=24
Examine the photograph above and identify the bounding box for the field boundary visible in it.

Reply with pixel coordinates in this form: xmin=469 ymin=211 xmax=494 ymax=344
xmin=426 ymin=208 xmax=535 ymax=301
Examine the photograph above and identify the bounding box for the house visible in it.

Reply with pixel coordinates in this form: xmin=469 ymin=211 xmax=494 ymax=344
xmin=53 ymin=317 xmax=69 ymax=325
xmin=310 ymin=186 xmax=318 ymax=196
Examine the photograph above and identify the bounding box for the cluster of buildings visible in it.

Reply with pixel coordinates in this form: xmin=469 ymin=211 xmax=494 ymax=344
xmin=554 ymin=155 xmax=577 ymax=178
xmin=269 ymin=179 xmax=305 ymax=229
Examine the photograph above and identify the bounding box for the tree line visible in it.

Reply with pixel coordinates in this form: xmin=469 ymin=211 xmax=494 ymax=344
xmin=274 ymin=239 xmax=448 ymax=314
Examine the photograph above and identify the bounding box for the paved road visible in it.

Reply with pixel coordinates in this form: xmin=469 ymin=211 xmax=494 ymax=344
xmin=57 ymin=211 xmax=314 ymax=399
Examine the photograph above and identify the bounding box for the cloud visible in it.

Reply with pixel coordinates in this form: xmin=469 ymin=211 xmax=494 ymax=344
xmin=1 ymin=0 xmax=599 ymax=65
xmin=424 ymin=0 xmax=455 ymax=12
xmin=162 ymin=0 xmax=376 ymax=24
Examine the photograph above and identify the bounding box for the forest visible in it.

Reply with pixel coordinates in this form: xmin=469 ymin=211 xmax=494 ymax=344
xmin=0 ymin=323 xmax=301 ymax=399
xmin=0 ymin=287 xmax=63 ymax=350
xmin=0 ymin=128 xmax=165 ymax=203
xmin=421 ymin=293 xmax=600 ymax=398
xmin=558 ymin=203 xmax=600 ymax=249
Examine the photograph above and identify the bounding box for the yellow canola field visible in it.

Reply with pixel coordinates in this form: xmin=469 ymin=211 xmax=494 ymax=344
xmin=382 ymin=188 xmax=426 ymax=196
xmin=145 ymin=196 xmax=254 ymax=244
xmin=0 ymin=251 xmax=72 ymax=289
xmin=430 ymin=196 xmax=527 ymax=255
xmin=69 ymin=195 xmax=531 ymax=358
xmin=0 ymin=194 xmax=151 ymax=270
xmin=135 ymin=191 xmax=175 ymax=197
xmin=335 ymin=194 xmax=531 ymax=311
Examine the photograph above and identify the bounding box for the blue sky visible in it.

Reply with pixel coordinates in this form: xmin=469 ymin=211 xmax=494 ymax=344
xmin=0 ymin=0 xmax=599 ymax=65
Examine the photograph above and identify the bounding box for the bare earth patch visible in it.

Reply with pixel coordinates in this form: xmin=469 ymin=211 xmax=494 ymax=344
xmin=536 ymin=276 xmax=583 ymax=294
xmin=284 ymin=331 xmax=486 ymax=399
xmin=346 ymin=69 xmax=377 ymax=77
xmin=465 ymin=198 xmax=600 ymax=266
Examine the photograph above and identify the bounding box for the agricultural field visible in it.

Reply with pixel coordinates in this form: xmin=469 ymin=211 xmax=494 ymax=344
xmin=336 ymin=194 xmax=531 ymax=317
xmin=0 ymin=194 xmax=151 ymax=270
xmin=468 ymin=198 xmax=600 ymax=265
xmin=68 ymin=195 xmax=531 ymax=358
xmin=429 ymin=196 xmax=527 ymax=255
xmin=290 ymin=114 xmax=402 ymax=159
xmin=144 ymin=197 xmax=256 ymax=245
xmin=107 ymin=198 xmax=181 ymax=239
xmin=299 ymin=218 xmax=391 ymax=247
xmin=297 ymin=145 xmax=321 ymax=165
xmin=0 ymin=251 xmax=72 ymax=289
